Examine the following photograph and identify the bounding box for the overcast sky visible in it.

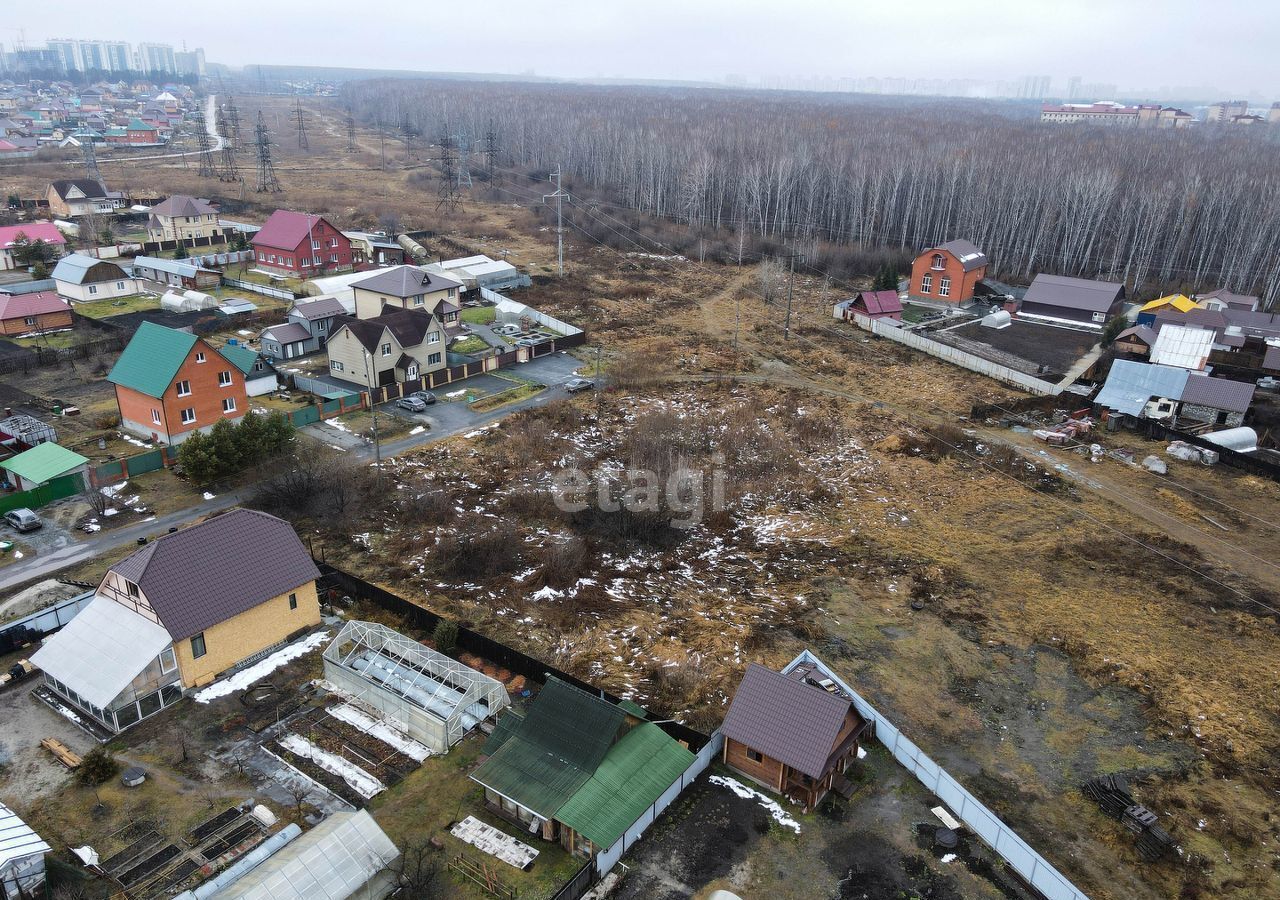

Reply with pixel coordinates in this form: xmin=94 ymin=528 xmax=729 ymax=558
xmin=10 ymin=0 xmax=1279 ymax=98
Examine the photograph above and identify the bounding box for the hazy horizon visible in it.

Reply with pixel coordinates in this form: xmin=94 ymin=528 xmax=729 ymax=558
xmin=6 ymin=0 xmax=1279 ymax=101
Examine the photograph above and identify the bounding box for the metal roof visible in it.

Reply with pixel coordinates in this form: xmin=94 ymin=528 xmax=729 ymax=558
xmin=554 ymin=722 xmax=694 ymax=849
xmin=0 ymin=222 xmax=66 ymax=249
xmin=251 ymin=210 xmax=342 ymax=251
xmin=30 ymin=594 xmax=173 ymax=709
xmin=148 ymin=195 xmax=216 ymax=219
xmin=261 ymin=322 xmax=312 ymax=345
xmin=132 ymin=255 xmax=214 ymax=279
xmin=207 ymin=811 xmax=398 ymax=900
xmin=1179 ymin=374 xmax=1255 ymax=414
xmin=1095 ymin=360 xmax=1189 ymax=415
xmin=1023 ymin=274 xmax=1125 ymax=313
xmin=351 ymin=264 xmax=461 ymax=298
xmin=0 ymin=801 xmax=51 ymax=870
xmin=107 ymin=321 xmax=200 ymax=398
xmin=720 ymin=662 xmax=854 ymax=780
xmin=0 ymin=290 xmax=70 ymax=322
xmin=52 ymin=253 xmax=129 ymax=285
xmin=290 ymin=296 xmax=347 ymax=320
xmin=109 ymin=508 xmax=320 ymax=641
xmin=930 ymin=239 xmax=988 ymax=271
xmin=1 ymin=442 xmax=87 ymax=484
xmin=217 ymin=342 xmax=261 ymax=376
xmin=1150 ymin=324 xmax=1214 ymax=370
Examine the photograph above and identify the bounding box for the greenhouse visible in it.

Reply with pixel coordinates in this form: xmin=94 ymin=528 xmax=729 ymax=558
xmin=322 ymin=621 xmax=509 ymax=753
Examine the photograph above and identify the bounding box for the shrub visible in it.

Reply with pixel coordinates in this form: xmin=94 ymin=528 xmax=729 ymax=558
xmin=77 ymin=746 xmax=119 ymax=786
xmin=432 ymin=619 xmax=458 ymax=654
xmin=178 ymin=411 xmax=295 ymax=485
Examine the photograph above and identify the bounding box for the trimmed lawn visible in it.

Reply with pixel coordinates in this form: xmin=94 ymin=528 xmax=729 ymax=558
xmin=461 ymin=306 xmax=496 ymax=325
xmin=73 ymin=294 xmax=159 ymax=319
xmin=450 ymin=336 xmax=489 ymax=354
xmin=469 ymin=381 xmax=544 ymax=413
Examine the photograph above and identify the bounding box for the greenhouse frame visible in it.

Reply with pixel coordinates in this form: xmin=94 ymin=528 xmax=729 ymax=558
xmin=322 ymin=620 xmax=509 ymax=753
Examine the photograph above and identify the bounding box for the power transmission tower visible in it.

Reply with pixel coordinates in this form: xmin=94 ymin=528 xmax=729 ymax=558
xmin=436 ymin=130 xmax=461 ymax=213
xmin=456 ymin=135 xmax=473 ymax=189
xmin=81 ymin=137 xmax=100 ymax=181
xmin=224 ymin=95 xmax=242 ymax=150
xmin=483 ymin=119 xmax=499 ymax=181
xmin=217 ymin=107 xmax=239 ymax=183
xmin=293 ymin=98 xmax=309 ymax=151
xmin=543 ymin=166 xmax=568 ymax=276
xmin=196 ymin=123 xmax=216 ymax=178
xmin=400 ymin=115 xmax=417 ymax=159
xmin=345 ymin=110 xmax=356 ymax=153
xmin=253 ymin=111 xmax=282 ymax=193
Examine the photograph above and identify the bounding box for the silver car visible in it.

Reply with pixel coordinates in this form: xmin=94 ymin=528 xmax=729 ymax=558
xmin=396 ymin=396 xmax=427 ymax=413
xmin=4 ymin=508 xmax=41 ymax=533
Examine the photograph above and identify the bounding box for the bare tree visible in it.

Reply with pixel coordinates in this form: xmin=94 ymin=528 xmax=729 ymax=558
xmin=388 ymin=840 xmax=444 ymax=898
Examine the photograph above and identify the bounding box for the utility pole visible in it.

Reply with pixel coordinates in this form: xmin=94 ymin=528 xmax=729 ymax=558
xmin=253 ymin=110 xmax=281 ymax=193
xmin=293 ymin=98 xmax=309 ymax=151
xmin=363 ymin=350 xmax=381 ymax=484
xmin=781 ymin=251 xmax=805 ymax=340
xmin=544 ymin=166 xmax=568 ymax=276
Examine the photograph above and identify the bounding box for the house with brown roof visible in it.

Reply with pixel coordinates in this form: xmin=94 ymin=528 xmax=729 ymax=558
xmin=1019 ymin=274 xmax=1126 ymax=327
xmin=849 ymin=289 xmax=903 ymax=321
xmin=908 ymin=239 xmax=988 ymax=306
xmin=145 ymin=195 xmax=221 ymax=242
xmin=720 ymin=659 xmax=870 ymax=812
xmin=351 ymin=265 xmax=463 ymax=320
xmin=0 ymin=291 xmax=72 ymax=336
xmin=259 ymin=296 xmax=349 ymax=360
xmin=30 ymin=509 xmax=321 ymax=734
xmin=326 ymin=307 xmax=447 ymax=386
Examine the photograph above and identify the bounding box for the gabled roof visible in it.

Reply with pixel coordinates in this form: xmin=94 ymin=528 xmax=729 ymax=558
xmin=1023 ymin=274 xmax=1125 ymax=314
xmin=132 ymin=255 xmax=215 ymax=278
xmin=1198 ymin=288 xmax=1259 ymax=310
xmin=107 ymin=321 xmax=202 ymax=398
xmin=251 ymin=210 xmax=341 ymax=251
xmin=350 ymin=264 xmax=461 ymax=298
xmin=1140 ymin=294 xmax=1196 ymax=314
xmin=1179 ymin=374 xmax=1255 ymax=414
xmin=0 ymin=801 xmax=51 ymax=870
xmin=1114 ymin=324 xmax=1156 ymax=346
xmin=1095 ymin=360 xmax=1189 ymax=415
xmin=218 ymin=342 xmax=263 ymax=376
xmin=261 ymin=322 xmax=312 ymax=345
xmin=109 ymin=508 xmax=320 ymax=641
xmin=856 ymin=290 xmax=903 ymax=316
xmin=290 ymin=296 xmax=347 ymax=320
xmin=472 ymin=677 xmax=626 ymax=818
xmin=1154 ymin=307 xmax=1228 ymax=333
xmin=333 ymin=308 xmax=438 ymax=354
xmin=148 ymin=194 xmax=216 ymax=219
xmin=0 ymin=221 xmax=66 ymax=248
xmin=554 ymin=723 xmax=695 ymax=849
xmin=1 ymin=441 xmax=87 ymax=484
xmin=49 ymin=177 xmax=109 ymax=200
xmin=721 ymin=662 xmax=854 ymax=779
xmin=52 ymin=253 xmax=129 ymax=285
xmin=0 ymin=290 xmax=70 ymax=322
xmin=925 ymin=239 xmax=988 ymax=272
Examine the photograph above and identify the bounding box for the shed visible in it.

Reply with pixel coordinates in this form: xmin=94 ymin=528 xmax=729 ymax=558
xmin=1020 ymin=274 xmax=1126 ymax=327
xmin=1150 ymin=324 xmax=1214 ymax=371
xmin=1 ymin=442 xmax=88 ymax=491
xmin=322 ymin=621 xmax=509 ymax=753
xmin=0 ymin=801 xmax=51 ymax=900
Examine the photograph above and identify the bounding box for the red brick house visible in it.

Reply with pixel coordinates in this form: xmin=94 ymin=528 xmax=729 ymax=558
xmin=0 ymin=291 xmax=72 ymax=336
xmin=250 ymin=210 xmax=353 ymax=277
xmin=720 ymin=659 xmax=870 ymax=812
xmin=107 ymin=321 xmax=247 ymax=444
xmin=908 ymin=239 xmax=988 ymax=306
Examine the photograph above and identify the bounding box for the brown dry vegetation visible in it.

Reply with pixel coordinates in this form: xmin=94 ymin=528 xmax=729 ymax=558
xmin=7 ymin=96 xmax=1280 ymax=900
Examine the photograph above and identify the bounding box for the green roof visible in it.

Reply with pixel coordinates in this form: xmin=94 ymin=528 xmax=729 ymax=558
xmin=1 ymin=442 xmax=88 ymax=485
xmin=107 ymin=321 xmax=199 ymax=398
xmin=127 ymin=118 xmax=154 ymax=130
xmin=217 ymin=342 xmax=258 ymax=376
xmin=617 ymin=699 xmax=649 ymax=719
xmin=554 ymin=723 xmax=695 ymax=849
xmin=471 ymin=678 xmax=625 ymax=818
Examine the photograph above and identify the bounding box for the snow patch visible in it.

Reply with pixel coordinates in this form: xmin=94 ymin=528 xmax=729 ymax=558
xmin=709 ymin=775 xmax=801 ymax=833
xmin=940 ymin=853 xmax=957 ymax=864
xmin=202 ymin=491 xmax=216 ymax=500
xmin=278 ymin=732 xmax=384 ymax=798
xmin=328 ymin=703 xmax=432 ymax=762
xmin=193 ymin=631 xmax=329 ymax=703
xmin=409 ymin=425 xmax=425 ymax=435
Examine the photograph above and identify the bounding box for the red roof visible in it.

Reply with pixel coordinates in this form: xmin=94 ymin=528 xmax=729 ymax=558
xmin=250 ymin=210 xmax=340 ymax=251
xmin=856 ymin=290 xmax=902 ymax=316
xmin=0 ymin=222 xmax=66 ymax=249
xmin=0 ymin=290 xmax=71 ymax=322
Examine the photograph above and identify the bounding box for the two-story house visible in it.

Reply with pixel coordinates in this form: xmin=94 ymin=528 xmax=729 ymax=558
xmin=908 ymin=239 xmax=989 ymax=306
xmin=250 ymin=210 xmax=353 ymax=276
xmin=259 ymin=296 xmax=348 ymax=360
xmin=351 ymin=265 xmax=462 ymax=320
xmin=326 ymin=307 xmax=447 ymax=386
xmin=45 ymin=178 xmax=122 ymax=218
xmin=51 ymin=254 xmax=140 ymax=303
xmin=31 ymin=509 xmax=321 ymax=734
xmin=145 ymin=195 xmax=221 ymax=242
xmin=107 ymin=321 xmax=248 ymax=443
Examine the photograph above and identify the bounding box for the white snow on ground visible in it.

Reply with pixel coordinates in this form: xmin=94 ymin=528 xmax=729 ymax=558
xmin=193 ymin=631 xmax=329 ymax=703
xmin=327 ymin=418 xmax=352 ymax=433
xmin=445 ymin=389 xmax=466 ymax=398
xmin=530 ymin=586 xmax=562 ymax=601
xmin=202 ymin=491 xmax=216 ymax=500
xmin=940 ymin=853 xmax=957 ymax=864
xmin=328 ymin=703 xmax=432 ymax=762
xmin=409 ymin=425 xmax=425 ymax=435
xmin=277 ymin=732 xmax=384 ymax=798
xmin=48 ymin=698 xmax=82 ymax=725
xmin=857 ymin=745 xmax=867 ymax=760
xmin=709 ymin=775 xmax=802 ymax=833
xmin=100 ymin=481 xmax=128 ymax=497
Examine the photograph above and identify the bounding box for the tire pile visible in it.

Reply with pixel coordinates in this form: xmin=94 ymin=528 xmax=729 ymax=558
xmin=1082 ymin=775 xmax=1175 ymax=861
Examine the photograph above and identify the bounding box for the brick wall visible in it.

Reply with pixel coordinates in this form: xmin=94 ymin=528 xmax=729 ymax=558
xmin=909 ymin=249 xmax=987 ymax=304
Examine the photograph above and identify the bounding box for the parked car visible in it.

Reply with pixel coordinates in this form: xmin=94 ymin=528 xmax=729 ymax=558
xmin=4 ymin=508 xmax=41 ymax=533
xmin=1257 ymin=376 xmax=1279 ymax=391
xmin=396 ymin=396 xmax=427 ymax=413
xmin=565 ymin=377 xmax=596 ymax=394
xmin=409 ymin=390 xmax=437 ymax=405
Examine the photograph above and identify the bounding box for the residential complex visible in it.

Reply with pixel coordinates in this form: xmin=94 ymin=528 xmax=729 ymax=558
xmin=4 ymin=38 xmax=204 ymax=76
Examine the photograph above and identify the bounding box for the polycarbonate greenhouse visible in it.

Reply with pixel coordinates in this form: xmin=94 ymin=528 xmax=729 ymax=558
xmin=322 ymin=620 xmax=509 ymax=753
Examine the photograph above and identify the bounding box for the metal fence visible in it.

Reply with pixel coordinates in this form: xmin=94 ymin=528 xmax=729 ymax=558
xmin=221 ymin=277 xmax=299 ymax=302
xmin=481 ymin=287 xmax=584 ymax=337
xmin=90 ymin=446 xmax=178 ymax=487
xmin=848 ymin=312 xmax=1062 ymax=396
xmin=0 ymin=590 xmax=93 ymax=647
xmin=783 ymin=650 xmax=1089 ymax=900
xmin=0 ymin=471 xmax=85 ymax=513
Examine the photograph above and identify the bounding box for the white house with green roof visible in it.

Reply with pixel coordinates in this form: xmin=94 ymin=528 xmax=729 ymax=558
xmin=0 ymin=442 xmax=89 ymax=492
xmin=217 ymin=342 xmax=279 ymax=397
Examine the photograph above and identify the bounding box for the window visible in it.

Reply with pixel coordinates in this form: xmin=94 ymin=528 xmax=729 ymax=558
xmin=218 ymin=370 xmax=232 ymax=386
xmin=330 ymin=254 xmax=338 ymax=263
xmin=126 ymin=580 xmax=139 ymax=598
xmin=331 ymin=360 xmax=344 ymax=372
xmin=381 ymin=343 xmax=392 ymax=357
xmin=920 ymin=273 xmax=933 ymax=293
xmin=151 ymin=408 xmax=161 ymax=425
xmin=180 ymin=407 xmax=196 ymax=424
xmin=176 ymin=379 xmax=191 ymax=397
xmin=427 ymin=332 xmax=440 ymax=344
xmin=448 ymin=288 xmax=456 ymax=298
xmin=195 ymin=351 xmax=205 ymax=363
xmin=88 ymin=284 xmax=98 ymax=295
xmin=289 ymin=592 xmax=298 ymax=610
xmin=313 ymin=256 xmax=321 ymax=266
xmin=222 ymin=397 xmax=236 ymax=413
xmin=938 ymin=276 xmax=951 ymax=298
xmin=427 ymin=352 xmax=441 ymax=365
xmin=23 ymin=316 xmax=36 ymax=326
xmin=931 ymin=253 xmax=945 ymax=270
xmin=406 ymin=364 xmax=418 ymax=379
xmin=746 ymin=748 xmax=763 ymax=763
xmin=311 ymin=240 xmax=320 ymax=250
xmin=159 ymin=647 xmax=176 ymax=673
xmin=269 ymin=254 xmax=277 ymax=264
xmin=329 ymin=236 xmax=338 ymax=247
xmin=190 ymin=633 xmax=206 ymax=659
xmin=413 ymin=297 xmax=424 ymax=306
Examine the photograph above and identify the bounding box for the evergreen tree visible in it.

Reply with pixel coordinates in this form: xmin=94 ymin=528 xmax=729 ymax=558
xmin=173 ymin=243 xmax=189 ymax=260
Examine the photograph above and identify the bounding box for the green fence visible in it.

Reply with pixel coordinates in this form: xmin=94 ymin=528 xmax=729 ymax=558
xmin=0 ymin=471 xmax=84 ymax=513
xmin=126 ymin=448 xmax=166 ymax=477
xmin=289 ymin=406 xmax=321 ymax=428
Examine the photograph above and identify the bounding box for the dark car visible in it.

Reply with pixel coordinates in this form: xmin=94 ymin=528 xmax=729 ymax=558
xmin=565 ymin=378 xmax=595 ymax=394
xmin=409 ymin=390 xmax=437 ymax=405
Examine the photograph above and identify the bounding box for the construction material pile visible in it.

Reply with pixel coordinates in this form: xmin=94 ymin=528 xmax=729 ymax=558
xmin=1033 ymin=415 xmax=1095 ymax=446
xmin=1166 ymin=441 xmax=1219 ymax=466
xmin=1082 ymin=775 xmax=1175 ymax=862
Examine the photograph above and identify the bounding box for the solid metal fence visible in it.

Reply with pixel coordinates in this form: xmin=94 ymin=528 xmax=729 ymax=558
xmin=0 ymin=471 xmax=85 ymax=513
xmin=220 ymin=277 xmax=299 ymax=302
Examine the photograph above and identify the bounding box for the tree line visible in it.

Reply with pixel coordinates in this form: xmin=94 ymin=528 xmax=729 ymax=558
xmin=343 ymin=79 xmax=1280 ymax=306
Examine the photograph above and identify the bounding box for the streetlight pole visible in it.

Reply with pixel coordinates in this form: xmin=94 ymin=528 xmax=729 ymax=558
xmin=363 ymin=348 xmax=381 ymax=482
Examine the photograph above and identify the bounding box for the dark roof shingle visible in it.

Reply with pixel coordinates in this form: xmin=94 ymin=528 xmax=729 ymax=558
xmin=1023 ymin=274 xmax=1125 ymax=314
xmin=350 ymin=265 xmax=461 ymax=298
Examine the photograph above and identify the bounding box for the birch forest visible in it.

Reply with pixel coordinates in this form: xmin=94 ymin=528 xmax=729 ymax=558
xmin=344 ymin=79 xmax=1280 ymax=306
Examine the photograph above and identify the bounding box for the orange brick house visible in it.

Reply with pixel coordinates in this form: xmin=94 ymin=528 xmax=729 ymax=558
xmin=908 ymin=239 xmax=989 ymax=306
xmin=107 ymin=321 xmax=247 ymax=444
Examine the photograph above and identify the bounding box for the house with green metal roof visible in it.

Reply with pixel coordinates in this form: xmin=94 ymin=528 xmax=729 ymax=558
xmin=108 ymin=321 xmax=248 ymax=444
xmin=0 ymin=442 xmax=88 ymax=492
xmin=471 ymin=677 xmax=700 ymax=870
xmin=215 ymin=342 xmax=278 ymax=397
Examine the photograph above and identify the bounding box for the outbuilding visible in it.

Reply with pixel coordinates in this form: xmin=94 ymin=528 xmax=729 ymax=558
xmin=51 ymin=254 xmax=139 ymax=303
xmin=1019 ymin=274 xmax=1126 ymax=327
xmin=0 ymin=442 xmax=88 ymax=492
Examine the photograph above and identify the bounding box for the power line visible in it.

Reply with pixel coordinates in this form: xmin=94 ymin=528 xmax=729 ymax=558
xmin=293 ymin=98 xmax=309 ymax=151
xmin=253 ymin=110 xmax=281 ymax=193
xmin=543 ymin=165 xmax=569 ymax=276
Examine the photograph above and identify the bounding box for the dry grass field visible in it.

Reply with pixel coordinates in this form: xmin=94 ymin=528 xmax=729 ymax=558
xmin=3 ymin=95 xmax=1279 ymax=899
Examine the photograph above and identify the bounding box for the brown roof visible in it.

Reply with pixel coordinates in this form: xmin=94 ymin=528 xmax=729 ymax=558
xmin=720 ymin=663 xmax=854 ymax=779
xmin=149 ymin=195 xmax=217 ymax=219
xmin=290 ymin=297 xmax=347 ymax=320
xmin=1179 ymin=374 xmax=1255 ymax=414
xmin=350 ymin=264 xmax=461 ymax=298
xmin=108 ymin=508 xmax=319 ymax=640
xmin=928 ymin=239 xmax=988 ymax=272
xmin=334 ymin=308 xmax=438 ymax=354
xmin=1023 ymin=274 xmax=1125 ymax=314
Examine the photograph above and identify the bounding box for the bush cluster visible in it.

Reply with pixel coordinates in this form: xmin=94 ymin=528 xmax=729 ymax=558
xmin=177 ymin=411 xmax=294 ymax=485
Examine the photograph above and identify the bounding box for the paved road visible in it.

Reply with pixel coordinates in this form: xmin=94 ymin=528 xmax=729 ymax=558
xmin=111 ymin=94 xmax=223 ymax=164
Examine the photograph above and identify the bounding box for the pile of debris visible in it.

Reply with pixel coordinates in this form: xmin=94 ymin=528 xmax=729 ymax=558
xmin=1082 ymin=775 xmax=1175 ymax=862
xmin=1166 ymin=440 xmax=1219 ymax=466
xmin=1033 ymin=414 xmax=1095 ymax=446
